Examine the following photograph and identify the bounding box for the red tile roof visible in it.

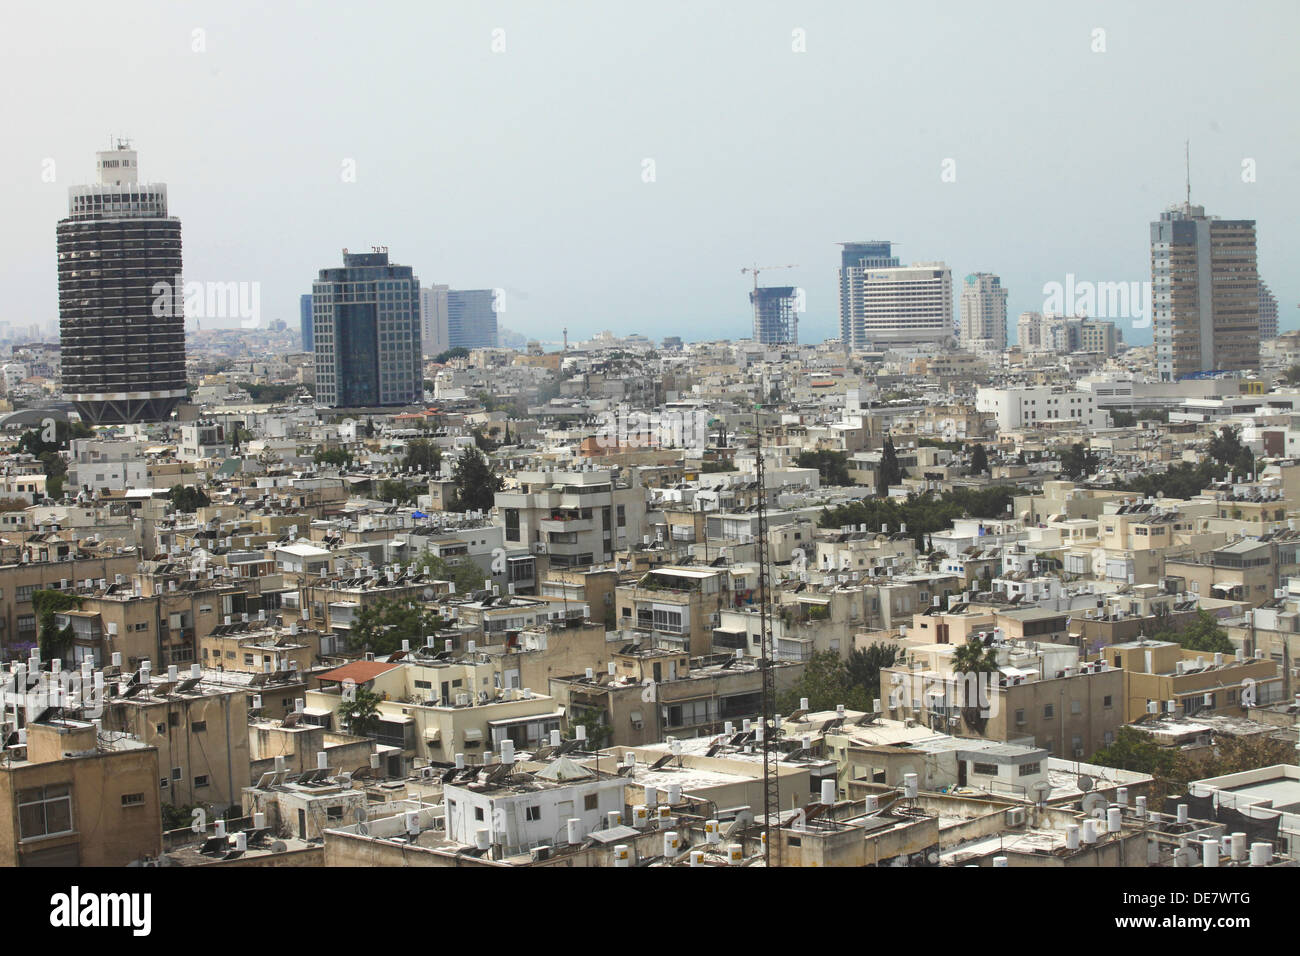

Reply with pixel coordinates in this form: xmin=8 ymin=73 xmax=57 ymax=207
xmin=316 ymin=660 xmax=400 ymax=685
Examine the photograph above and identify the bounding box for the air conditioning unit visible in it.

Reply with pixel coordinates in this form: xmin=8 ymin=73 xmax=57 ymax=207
xmin=530 ymin=845 xmax=551 ymax=862
xmin=1005 ymin=808 xmax=1026 ymax=826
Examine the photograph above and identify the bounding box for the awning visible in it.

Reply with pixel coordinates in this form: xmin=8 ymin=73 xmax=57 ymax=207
xmin=462 ymin=728 xmax=484 ymax=742
xmin=423 ymin=727 xmax=441 ymax=742
xmin=304 ymin=707 xmax=333 ymax=717
xmin=1211 ymin=583 xmax=1236 ymax=592
xmin=488 ymin=709 xmax=564 ymax=728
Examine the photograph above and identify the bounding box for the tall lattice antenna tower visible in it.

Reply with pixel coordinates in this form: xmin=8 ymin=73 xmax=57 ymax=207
xmin=753 ymin=403 xmax=781 ymax=866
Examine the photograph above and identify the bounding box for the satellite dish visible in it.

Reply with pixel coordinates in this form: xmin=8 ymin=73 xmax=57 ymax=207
xmin=1081 ymin=792 xmax=1106 ymax=816
xmin=423 ymin=587 xmax=434 ymax=600
xmin=1077 ymin=774 xmax=1095 ymax=793
xmin=1030 ymin=780 xmax=1052 ymax=805
xmin=270 ymin=841 xmax=287 ymax=853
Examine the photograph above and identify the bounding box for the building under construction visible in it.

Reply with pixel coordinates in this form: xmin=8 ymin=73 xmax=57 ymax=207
xmin=750 ymin=286 xmax=799 ymax=345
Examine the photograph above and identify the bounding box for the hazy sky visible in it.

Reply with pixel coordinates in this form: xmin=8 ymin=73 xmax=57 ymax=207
xmin=4 ymin=0 xmax=1297 ymax=345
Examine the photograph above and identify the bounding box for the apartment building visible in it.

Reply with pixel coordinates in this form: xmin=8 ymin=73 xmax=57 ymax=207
xmin=0 ymin=552 xmax=138 ymax=655
xmin=101 ymin=665 xmax=253 ymax=812
xmin=0 ymin=717 xmax=161 ymax=866
xmin=882 ymin=641 xmax=1125 ymax=759
xmin=1101 ymin=638 xmax=1283 ymax=722
xmin=548 ymin=646 xmax=804 ymax=747
xmin=615 ymin=565 xmax=739 ymax=657
xmin=305 ymin=656 xmax=564 ymax=774
xmin=495 ymin=469 xmax=647 ymax=570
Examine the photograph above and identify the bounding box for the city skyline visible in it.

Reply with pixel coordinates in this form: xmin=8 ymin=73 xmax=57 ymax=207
xmin=3 ymin=2 xmax=1296 ymax=346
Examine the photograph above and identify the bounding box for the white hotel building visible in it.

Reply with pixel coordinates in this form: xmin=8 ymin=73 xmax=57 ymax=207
xmin=975 ymin=386 xmax=1108 ymax=431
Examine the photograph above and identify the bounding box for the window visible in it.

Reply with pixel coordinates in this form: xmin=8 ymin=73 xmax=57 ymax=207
xmin=525 ymin=806 xmax=541 ymax=821
xmin=1018 ymin=762 xmax=1040 ymax=776
xmin=18 ymin=785 xmax=73 ymax=839
xmin=1043 ymin=704 xmax=1054 ymax=719
xmin=474 ymin=807 xmax=485 ymax=821
xmin=1103 ymin=695 xmax=1113 ymax=708
xmin=1070 ymin=700 xmax=1081 ymax=715
xmin=121 ymin=793 xmax=145 ymax=807
xmin=1014 ymin=709 xmax=1026 ymax=725
xmin=159 ymin=778 xmax=169 ymax=790
xmin=972 ymin=762 xmax=999 ymax=776
xmin=194 ymin=776 xmax=209 ymax=789
xmin=326 ymin=806 xmax=344 ymax=821
xmin=171 ymin=768 xmax=182 ymax=781
xmin=584 ymin=794 xmax=598 ymax=811
xmin=192 ymin=721 xmax=207 ymax=732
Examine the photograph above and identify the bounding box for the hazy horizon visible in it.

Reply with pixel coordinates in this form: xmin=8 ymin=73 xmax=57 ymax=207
xmin=4 ymin=0 xmax=1297 ymax=347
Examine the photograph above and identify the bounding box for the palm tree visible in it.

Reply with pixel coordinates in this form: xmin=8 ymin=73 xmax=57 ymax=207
xmin=951 ymin=637 xmax=999 ymax=675
xmin=337 ymin=688 xmax=381 ymax=737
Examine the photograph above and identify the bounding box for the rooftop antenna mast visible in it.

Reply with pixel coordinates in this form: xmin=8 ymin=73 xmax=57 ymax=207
xmin=753 ymin=403 xmax=780 ymax=866
xmin=1185 ymin=140 xmax=1191 ymax=205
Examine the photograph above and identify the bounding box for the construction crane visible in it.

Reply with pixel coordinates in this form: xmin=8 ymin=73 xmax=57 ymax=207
xmin=741 ymin=264 xmax=798 ymax=344
xmin=753 ymin=402 xmax=781 ymax=866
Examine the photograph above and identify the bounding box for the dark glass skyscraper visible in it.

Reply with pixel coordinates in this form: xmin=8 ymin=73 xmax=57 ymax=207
xmin=312 ymin=250 xmax=422 ymax=407
xmin=300 ymin=293 xmax=313 ymax=352
xmin=446 ymin=289 xmax=499 ymax=349
xmin=57 ymin=143 xmax=185 ymax=424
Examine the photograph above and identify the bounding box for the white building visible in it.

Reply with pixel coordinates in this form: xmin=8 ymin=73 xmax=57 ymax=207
xmin=841 ymin=261 xmax=954 ymax=351
xmin=975 ymin=386 xmax=1108 ymax=430
xmin=958 ymin=273 xmax=1008 ymax=353
xmin=419 ymin=283 xmax=449 ymax=357
xmin=442 ymin=757 xmax=626 ymax=856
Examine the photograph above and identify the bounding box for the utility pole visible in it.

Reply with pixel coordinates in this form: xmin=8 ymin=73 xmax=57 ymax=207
xmin=754 ymin=404 xmax=780 ymax=866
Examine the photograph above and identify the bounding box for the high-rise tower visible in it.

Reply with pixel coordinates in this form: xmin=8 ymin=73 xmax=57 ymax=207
xmin=1151 ymin=202 xmax=1259 ymax=380
xmin=57 ymin=142 xmax=186 ymax=424
xmin=312 ymin=250 xmax=422 ymax=408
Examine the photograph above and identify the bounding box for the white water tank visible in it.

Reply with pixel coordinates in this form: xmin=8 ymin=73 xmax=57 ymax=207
xmin=1065 ymin=824 xmax=1080 ymax=850
xmin=566 ymin=818 xmax=582 ymax=845
xmin=821 ymin=779 xmax=836 ymax=805
xmin=705 ymin=820 xmax=720 ymax=844
xmin=1250 ymin=842 xmax=1272 ymax=866
xmin=613 ymin=844 xmax=630 ymax=867
xmin=903 ymin=773 xmax=918 ymax=798
xmin=663 ymin=831 xmax=679 ymax=857
xmin=1202 ymin=839 xmax=1219 ymax=868
xmin=1107 ymin=808 xmax=1122 ymax=833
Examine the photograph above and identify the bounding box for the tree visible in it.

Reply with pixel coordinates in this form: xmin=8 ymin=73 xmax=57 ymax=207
xmin=401 ymin=439 xmax=441 ymax=474
xmin=777 ymin=651 xmax=871 ymax=714
xmin=17 ymin=420 xmax=92 ymax=501
xmin=376 ymin=479 xmax=420 ymax=505
xmin=449 ymin=447 xmax=504 ymax=513
xmin=1151 ymin=608 xmax=1234 ymax=654
xmin=346 ymin=600 xmax=443 ymax=656
xmin=951 ymin=637 xmax=1000 ymax=676
xmin=796 ymin=450 xmax=850 ymax=486
xmin=413 ymin=552 xmax=487 ymax=594
xmin=314 ymin=448 xmax=353 ymax=468
xmin=434 ymin=347 xmax=470 ymax=364
xmin=876 ymin=435 xmax=902 ymax=497
xmin=845 ymin=643 xmax=900 ymax=702
xmin=337 ymin=688 xmax=382 ymax=738
xmin=34 ymin=589 xmax=81 ymax=661
xmin=1091 ymin=727 xmax=1180 ymax=777
xmin=1207 ymin=425 xmax=1254 ymax=479
xmin=1058 ymin=442 xmax=1098 ymax=480
xmin=169 ymin=484 xmax=211 ymax=512
xmin=570 ymin=706 xmax=612 ymax=748
xmin=229 ymin=426 xmax=254 ymax=454
xmin=970 ymin=443 xmax=989 ymax=476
